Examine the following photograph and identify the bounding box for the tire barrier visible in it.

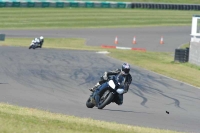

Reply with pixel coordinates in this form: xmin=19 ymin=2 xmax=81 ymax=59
xmin=174 ymin=48 xmax=189 ymax=63
xmin=131 ymin=3 xmax=200 ymax=10
xmin=0 ymin=34 xmax=5 ymax=41
xmin=0 ymin=1 xmax=132 ymax=8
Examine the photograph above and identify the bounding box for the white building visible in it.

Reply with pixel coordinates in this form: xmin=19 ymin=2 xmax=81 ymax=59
xmin=189 ymin=15 xmax=200 ymax=66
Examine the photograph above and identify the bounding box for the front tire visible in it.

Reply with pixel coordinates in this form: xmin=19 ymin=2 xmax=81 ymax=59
xmin=98 ymin=91 xmax=114 ymax=109
xmin=86 ymin=97 xmax=95 ymax=108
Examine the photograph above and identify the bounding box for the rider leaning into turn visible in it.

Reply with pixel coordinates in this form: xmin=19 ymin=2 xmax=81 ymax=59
xmin=31 ymin=36 xmax=44 ymax=48
xmin=34 ymin=36 xmax=44 ymax=48
xmin=38 ymin=36 xmax=44 ymax=48
xmin=90 ymin=62 xmax=132 ymax=106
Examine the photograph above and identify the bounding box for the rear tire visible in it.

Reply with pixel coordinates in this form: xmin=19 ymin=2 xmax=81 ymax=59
xmin=86 ymin=97 xmax=95 ymax=108
xmin=98 ymin=92 xmax=114 ymax=109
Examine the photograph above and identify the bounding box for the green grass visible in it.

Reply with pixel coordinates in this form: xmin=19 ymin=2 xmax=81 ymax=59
xmin=0 ymin=8 xmax=198 ymax=29
xmin=0 ymin=103 xmax=183 ymax=133
xmin=180 ymin=43 xmax=190 ymax=49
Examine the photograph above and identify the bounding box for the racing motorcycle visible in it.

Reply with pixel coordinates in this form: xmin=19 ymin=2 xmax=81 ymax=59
xmin=29 ymin=40 xmax=41 ymax=49
xmin=86 ymin=74 xmax=125 ymax=109
xmin=29 ymin=41 xmax=37 ymax=49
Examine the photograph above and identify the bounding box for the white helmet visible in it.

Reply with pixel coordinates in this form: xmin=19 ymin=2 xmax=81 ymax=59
xmin=40 ymin=36 xmax=44 ymax=40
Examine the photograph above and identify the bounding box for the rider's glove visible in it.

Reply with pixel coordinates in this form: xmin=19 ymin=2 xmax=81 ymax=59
xmin=123 ymin=89 xmax=128 ymax=94
xmin=102 ymin=72 xmax=108 ymax=80
xmin=123 ymin=83 xmax=129 ymax=94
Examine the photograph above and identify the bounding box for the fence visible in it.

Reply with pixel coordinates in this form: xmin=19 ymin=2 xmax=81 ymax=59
xmin=0 ymin=1 xmax=200 ymax=10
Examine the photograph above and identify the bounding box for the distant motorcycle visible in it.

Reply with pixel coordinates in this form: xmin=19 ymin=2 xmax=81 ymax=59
xmin=29 ymin=39 xmax=41 ymax=49
xmin=29 ymin=42 xmax=36 ymax=49
xmin=86 ymin=74 xmax=125 ymax=109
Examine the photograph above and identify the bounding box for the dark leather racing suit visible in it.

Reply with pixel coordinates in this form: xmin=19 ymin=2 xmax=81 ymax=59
xmin=94 ymin=69 xmax=132 ymax=105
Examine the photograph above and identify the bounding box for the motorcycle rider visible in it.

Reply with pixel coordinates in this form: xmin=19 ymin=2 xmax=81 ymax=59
xmin=91 ymin=63 xmax=132 ymax=106
xmin=29 ymin=36 xmax=44 ymax=49
xmin=38 ymin=36 xmax=44 ymax=48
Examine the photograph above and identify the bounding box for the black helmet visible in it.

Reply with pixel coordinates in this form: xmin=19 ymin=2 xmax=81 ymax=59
xmin=121 ymin=63 xmax=130 ymax=75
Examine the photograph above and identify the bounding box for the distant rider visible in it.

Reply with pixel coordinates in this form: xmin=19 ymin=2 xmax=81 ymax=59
xmin=29 ymin=36 xmax=44 ymax=49
xmin=38 ymin=36 xmax=44 ymax=48
xmin=90 ymin=63 xmax=132 ymax=106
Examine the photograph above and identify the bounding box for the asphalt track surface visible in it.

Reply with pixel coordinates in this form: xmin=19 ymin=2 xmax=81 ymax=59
xmin=0 ymin=27 xmax=200 ymax=133
xmin=1 ymin=26 xmax=191 ymax=52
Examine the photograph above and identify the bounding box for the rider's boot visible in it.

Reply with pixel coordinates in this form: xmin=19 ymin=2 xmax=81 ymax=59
xmin=89 ymin=82 xmax=100 ymax=92
xmin=90 ymin=97 xmax=96 ymax=105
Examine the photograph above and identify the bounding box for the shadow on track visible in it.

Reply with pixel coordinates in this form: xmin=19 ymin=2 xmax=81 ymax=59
xmin=102 ymin=109 xmax=152 ymax=114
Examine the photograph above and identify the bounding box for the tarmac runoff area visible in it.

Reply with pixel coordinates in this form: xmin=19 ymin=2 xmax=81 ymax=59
xmin=0 ymin=26 xmax=200 ymax=133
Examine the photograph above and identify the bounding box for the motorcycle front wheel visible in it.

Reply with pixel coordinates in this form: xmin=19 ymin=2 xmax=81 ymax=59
xmin=98 ymin=90 xmax=114 ymax=109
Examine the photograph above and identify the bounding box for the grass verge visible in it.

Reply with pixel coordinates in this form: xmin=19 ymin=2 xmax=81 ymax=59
xmin=0 ymin=38 xmax=100 ymax=51
xmin=0 ymin=103 xmax=183 ymax=133
xmin=180 ymin=43 xmax=190 ymax=49
xmin=0 ymin=8 xmax=199 ymax=29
